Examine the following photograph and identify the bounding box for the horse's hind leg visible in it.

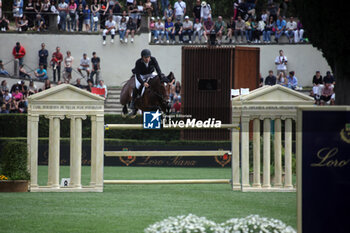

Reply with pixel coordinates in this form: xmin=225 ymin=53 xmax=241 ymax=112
xmin=122 ymin=105 xmax=128 ymax=118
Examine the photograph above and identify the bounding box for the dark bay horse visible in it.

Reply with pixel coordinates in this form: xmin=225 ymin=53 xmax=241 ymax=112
xmin=120 ymin=72 xmax=175 ymax=117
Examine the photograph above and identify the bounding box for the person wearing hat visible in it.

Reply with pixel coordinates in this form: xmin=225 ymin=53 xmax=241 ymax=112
xmin=182 ymin=16 xmax=193 ymax=43
xmin=200 ymin=1 xmax=211 ymax=22
xmin=174 ymin=0 xmax=186 ymax=22
xmin=129 ymin=49 xmax=163 ymax=114
xmin=12 ymin=42 xmax=26 ymax=66
xmin=174 ymin=17 xmax=183 ymax=43
xmin=0 ymin=60 xmax=9 ymax=76
xmin=77 ymin=53 xmax=91 ymax=78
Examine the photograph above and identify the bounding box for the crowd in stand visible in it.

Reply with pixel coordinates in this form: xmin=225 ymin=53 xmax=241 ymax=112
xmin=0 ymin=1 xmax=306 ymax=45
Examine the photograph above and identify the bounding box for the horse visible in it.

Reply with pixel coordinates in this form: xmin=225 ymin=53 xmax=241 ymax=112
xmin=120 ymin=72 xmax=175 ymax=117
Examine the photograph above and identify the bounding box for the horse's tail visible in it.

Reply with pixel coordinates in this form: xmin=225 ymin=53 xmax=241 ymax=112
xmin=120 ymin=75 xmax=134 ymax=105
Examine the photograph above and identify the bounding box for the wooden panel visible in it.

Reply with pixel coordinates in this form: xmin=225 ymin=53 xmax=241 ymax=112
xmin=233 ymin=46 xmax=260 ymax=90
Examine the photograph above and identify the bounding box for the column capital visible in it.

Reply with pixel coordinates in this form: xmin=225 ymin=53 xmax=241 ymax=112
xmin=66 ymin=115 xmax=87 ymax=120
xmin=30 ymin=114 xmax=40 ymax=121
xmin=281 ymin=116 xmax=296 ymax=121
xmin=95 ymin=114 xmax=104 ymax=122
xmin=45 ymin=115 xmax=65 ymax=120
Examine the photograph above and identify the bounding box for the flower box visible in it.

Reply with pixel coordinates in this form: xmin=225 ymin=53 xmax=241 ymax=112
xmin=0 ymin=180 xmax=28 ymax=192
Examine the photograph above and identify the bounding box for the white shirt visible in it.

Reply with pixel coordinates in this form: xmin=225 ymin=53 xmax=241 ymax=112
xmin=155 ymin=22 xmax=164 ymax=30
xmin=105 ymin=20 xmax=116 ymax=29
xmin=126 ymin=0 xmax=133 ymax=4
xmin=80 ymin=57 xmax=90 ymax=66
xmin=58 ymin=2 xmax=68 ymax=10
xmin=286 ymin=21 xmax=297 ymax=30
xmin=174 ymin=1 xmax=186 ymax=16
xmin=182 ymin=20 xmax=193 ymax=30
xmin=194 ymin=22 xmax=202 ymax=31
xmin=200 ymin=4 xmax=211 ymax=19
xmin=275 ymin=55 xmax=287 ymax=70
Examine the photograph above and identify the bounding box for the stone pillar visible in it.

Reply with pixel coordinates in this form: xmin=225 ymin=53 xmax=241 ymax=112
xmin=94 ymin=114 xmax=105 ymax=188
xmin=46 ymin=116 xmax=63 ymax=188
xmin=284 ymin=118 xmax=293 ymax=188
xmin=231 ymin=117 xmax=241 ymax=190
xmin=90 ymin=116 xmax=97 ymax=186
xmin=68 ymin=115 xmax=86 ymax=188
xmin=252 ymin=118 xmax=261 ymax=188
xmin=274 ymin=118 xmax=282 ymax=187
xmin=262 ymin=118 xmax=271 ymax=188
xmin=241 ymin=117 xmax=250 ymax=187
xmin=69 ymin=117 xmax=76 ymax=187
xmin=29 ymin=114 xmax=39 ymax=188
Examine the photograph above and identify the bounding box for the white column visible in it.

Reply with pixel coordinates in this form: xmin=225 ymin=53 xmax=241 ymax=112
xmin=274 ymin=118 xmax=282 ymax=187
xmin=69 ymin=117 xmax=76 ymax=187
xmin=29 ymin=114 xmax=39 ymax=188
xmin=90 ymin=116 xmax=97 ymax=186
xmin=46 ymin=116 xmax=63 ymax=188
xmin=252 ymin=118 xmax=261 ymax=188
xmin=69 ymin=115 xmax=86 ymax=188
xmin=241 ymin=117 xmax=250 ymax=187
xmin=284 ymin=118 xmax=293 ymax=188
xmin=231 ymin=117 xmax=241 ymax=190
xmin=27 ymin=114 xmax=32 ymax=172
xmin=262 ymin=118 xmax=271 ymax=188
xmin=94 ymin=114 xmax=105 ymax=188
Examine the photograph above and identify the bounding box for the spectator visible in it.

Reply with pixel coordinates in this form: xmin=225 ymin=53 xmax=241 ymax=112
xmin=164 ymin=3 xmax=173 ymax=19
xmin=34 ymin=14 xmax=46 ymax=31
xmin=0 ymin=15 xmax=9 ymax=31
xmin=64 ymin=51 xmax=74 ymax=83
xmin=28 ymin=80 xmax=38 ymax=95
xmin=34 ymin=0 xmax=41 ymax=13
xmin=255 ymin=17 xmax=265 ymax=43
xmin=264 ymin=70 xmax=277 ymax=86
xmin=118 ymin=16 xmax=127 ymax=43
xmin=214 ymin=16 xmax=224 ymax=44
xmin=10 ymin=81 xmax=20 ymax=94
xmin=125 ymin=17 xmax=137 ymax=43
xmin=18 ymin=15 xmax=29 ymax=31
xmin=77 ymin=53 xmax=90 ymax=78
xmin=286 ymin=71 xmax=298 ymax=90
xmin=1 ymin=104 xmax=9 ymax=114
xmin=12 ymin=42 xmax=26 ymax=66
xmin=285 ymin=16 xmax=297 ymax=43
xmin=58 ymin=0 xmax=69 ymax=31
xmin=323 ymin=71 xmax=335 ymax=85
xmin=150 ymin=0 xmax=159 ymax=17
xmin=160 ymin=0 xmax=168 ymax=15
xmin=274 ymin=15 xmax=286 ymax=43
xmin=9 ymin=98 xmax=19 ymax=113
xmin=192 ymin=18 xmax=202 ymax=43
xmin=267 ymin=1 xmax=278 ymax=21
xmin=277 ymin=72 xmax=288 ymax=87
xmin=128 ymin=0 xmax=139 ymax=22
xmin=261 ymin=9 xmax=268 ymax=23
xmin=113 ymin=0 xmax=123 ymax=15
xmin=203 ymin=15 xmax=214 ymax=43
xmin=3 ymin=89 xmax=12 ymax=106
xmin=164 ymin=16 xmax=174 ymax=43
xmin=39 ymin=43 xmax=49 ymax=69
xmin=154 ymin=17 xmax=165 ymax=43
xmin=263 ymin=15 xmax=275 ymax=43
xmin=173 ymin=18 xmax=183 ymax=43
xmin=34 ymin=64 xmax=48 ymax=80
xmin=182 ymin=16 xmax=193 ymax=43
xmin=43 ymin=79 xmax=52 ymax=90
xmin=0 ymin=60 xmax=9 ymax=76
xmin=67 ymin=0 xmax=77 ymax=31
xmin=126 ymin=0 xmax=134 ymax=8
xmin=19 ymin=64 xmax=32 ymax=79
xmin=99 ymin=0 xmax=109 ymax=29
xmin=275 ymin=49 xmax=287 ymax=75
xmin=102 ymin=15 xmax=116 ymax=45
xmin=86 ymin=78 xmax=94 ymax=92
xmin=234 ymin=15 xmax=245 ymax=43
xmin=278 ymin=0 xmax=289 ymax=18
xmin=192 ymin=0 xmax=201 ymax=22
xmin=174 ymin=0 xmax=186 ymax=22
xmin=25 ymin=0 xmax=36 ymax=29
xmin=295 ymin=20 xmax=304 ymax=43
xmin=40 ymin=0 xmax=51 ymax=29
xmin=144 ymin=0 xmax=153 ymax=16
xmin=310 ymin=71 xmax=323 ymax=103
xmin=90 ymin=0 xmax=100 ymax=32
xmin=52 ymin=46 xmax=63 ymax=82
xmin=13 ymin=0 xmax=24 ymax=30
xmin=76 ymin=4 xmax=84 ymax=31
xmin=96 ymin=79 xmax=107 ymax=98
xmin=172 ymin=97 xmax=181 ymax=113
xmin=74 ymin=78 xmax=84 ymax=88
xmin=320 ymin=83 xmax=335 ymax=105
xmin=226 ymin=17 xmax=235 ymax=43
xmin=200 ymin=1 xmax=211 ymax=22
xmin=90 ymin=52 xmax=100 ymax=85
xmin=170 ymin=80 xmax=181 ymax=102
xmin=1 ymin=80 xmax=9 ymax=93
xmin=149 ymin=17 xmax=157 ymax=42
xmin=245 ymin=17 xmax=253 ymax=43
xmin=12 ymin=86 xmax=24 ymax=101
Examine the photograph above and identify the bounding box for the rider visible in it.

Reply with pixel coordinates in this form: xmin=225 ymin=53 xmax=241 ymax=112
xmin=129 ymin=49 xmax=163 ymax=114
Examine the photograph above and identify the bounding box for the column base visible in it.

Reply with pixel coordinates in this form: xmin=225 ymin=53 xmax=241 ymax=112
xmin=50 ymin=184 xmax=60 ymax=188
xmin=284 ymin=185 xmax=294 ymax=189
xmin=89 ymin=182 xmax=96 ymax=186
xmin=274 ymin=183 xmax=283 ymax=188
xmin=232 ymin=184 xmax=241 ymax=190
xmin=252 ymin=183 xmax=261 ymax=188
xmin=262 ymin=184 xmax=271 ymax=188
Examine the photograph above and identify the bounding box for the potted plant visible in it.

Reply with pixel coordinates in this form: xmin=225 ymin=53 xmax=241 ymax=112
xmin=0 ymin=141 xmax=30 ymax=192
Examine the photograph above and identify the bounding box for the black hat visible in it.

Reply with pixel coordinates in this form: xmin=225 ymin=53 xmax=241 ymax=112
xmin=141 ymin=49 xmax=151 ymax=57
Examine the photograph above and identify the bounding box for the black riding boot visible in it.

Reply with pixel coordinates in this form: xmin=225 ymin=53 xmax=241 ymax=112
xmin=129 ymin=87 xmax=139 ymax=111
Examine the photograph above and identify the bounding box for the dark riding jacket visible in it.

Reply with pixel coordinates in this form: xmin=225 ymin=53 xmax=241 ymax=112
xmin=132 ymin=56 xmax=162 ymax=86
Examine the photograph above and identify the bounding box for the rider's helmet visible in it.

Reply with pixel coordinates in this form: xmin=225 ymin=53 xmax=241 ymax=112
xmin=141 ymin=49 xmax=151 ymax=58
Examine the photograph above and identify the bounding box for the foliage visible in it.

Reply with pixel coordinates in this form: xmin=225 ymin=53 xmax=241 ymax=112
xmin=144 ymin=214 xmax=296 ymax=233
xmin=0 ymin=141 xmax=30 ymax=180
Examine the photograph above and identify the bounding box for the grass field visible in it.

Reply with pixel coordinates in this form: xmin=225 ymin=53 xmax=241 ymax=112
xmin=0 ymin=166 xmax=296 ymax=233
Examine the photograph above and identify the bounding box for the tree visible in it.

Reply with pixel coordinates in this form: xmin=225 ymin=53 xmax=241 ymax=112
xmin=294 ymin=0 xmax=350 ymax=104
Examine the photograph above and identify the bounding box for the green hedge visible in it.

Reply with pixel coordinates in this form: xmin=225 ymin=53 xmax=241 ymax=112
xmin=0 ymin=114 xmax=179 ymax=140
